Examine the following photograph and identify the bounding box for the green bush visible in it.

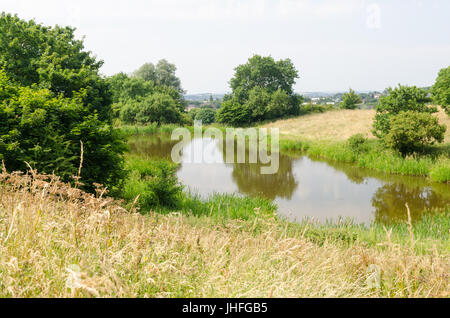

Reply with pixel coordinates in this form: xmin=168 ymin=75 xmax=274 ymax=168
xmin=195 ymin=107 xmax=216 ymax=125
xmin=123 ymin=156 xmax=183 ymax=211
xmin=384 ymin=111 xmax=446 ymax=156
xmin=373 ymin=85 xmax=435 ymax=139
xmin=0 ymin=70 xmax=126 ymax=191
xmin=348 ymin=134 xmax=370 ymax=154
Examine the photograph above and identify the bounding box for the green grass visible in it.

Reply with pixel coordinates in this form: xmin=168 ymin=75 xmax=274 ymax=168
xmin=280 ymin=138 xmax=450 ymax=182
xmin=122 ymin=154 xmax=276 ymax=221
xmin=281 ymin=210 xmax=450 ymax=255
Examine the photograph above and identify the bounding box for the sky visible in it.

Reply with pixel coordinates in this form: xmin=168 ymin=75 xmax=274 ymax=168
xmin=1 ymin=0 xmax=449 ymax=94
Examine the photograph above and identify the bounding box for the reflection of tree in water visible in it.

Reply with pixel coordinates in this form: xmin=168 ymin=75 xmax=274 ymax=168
xmin=128 ymin=135 xmax=179 ymax=160
xmin=226 ymin=151 xmax=298 ymax=200
xmin=372 ymin=183 xmax=450 ymax=224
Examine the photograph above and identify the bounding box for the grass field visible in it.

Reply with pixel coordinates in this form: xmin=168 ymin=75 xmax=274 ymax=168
xmin=263 ymin=108 xmax=450 ymax=142
xmin=0 ymin=170 xmax=448 ymax=298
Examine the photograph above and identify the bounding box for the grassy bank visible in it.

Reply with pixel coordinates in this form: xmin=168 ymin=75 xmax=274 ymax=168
xmin=122 ymin=154 xmax=276 ymax=220
xmin=0 ymin=171 xmax=448 ymax=297
xmin=280 ymin=138 xmax=450 ymax=183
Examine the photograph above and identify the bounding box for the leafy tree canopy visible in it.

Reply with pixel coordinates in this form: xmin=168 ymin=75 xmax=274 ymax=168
xmin=431 ymin=66 xmax=450 ymax=115
xmin=106 ymin=73 xmax=186 ymax=125
xmin=0 ymin=13 xmax=112 ymax=122
xmin=133 ymin=59 xmax=184 ymax=94
xmin=217 ymin=55 xmax=302 ymax=126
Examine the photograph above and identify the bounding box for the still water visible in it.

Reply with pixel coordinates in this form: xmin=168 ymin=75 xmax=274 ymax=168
xmin=129 ymin=135 xmax=450 ymax=225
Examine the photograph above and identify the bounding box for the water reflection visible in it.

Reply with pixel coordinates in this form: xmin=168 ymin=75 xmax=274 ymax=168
xmin=128 ymin=135 xmax=450 ymax=225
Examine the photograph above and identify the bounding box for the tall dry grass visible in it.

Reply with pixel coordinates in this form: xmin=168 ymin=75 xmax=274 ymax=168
xmin=264 ymin=107 xmax=450 ymax=142
xmin=0 ymin=169 xmax=448 ymax=297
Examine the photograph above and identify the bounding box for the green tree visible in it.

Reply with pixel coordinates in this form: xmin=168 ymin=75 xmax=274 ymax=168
xmin=133 ymin=93 xmax=182 ymax=125
xmin=195 ymin=108 xmax=216 ymax=125
xmin=133 ymin=59 xmax=184 ymax=94
xmin=431 ymin=66 xmax=450 ymax=115
xmin=340 ymin=88 xmax=362 ymax=109
xmin=373 ymin=85 xmax=434 ymax=139
xmin=217 ymin=55 xmax=301 ymax=125
xmin=230 ymin=55 xmax=299 ymax=100
xmin=384 ymin=111 xmax=446 ymax=156
xmin=0 ymin=13 xmax=112 ymax=122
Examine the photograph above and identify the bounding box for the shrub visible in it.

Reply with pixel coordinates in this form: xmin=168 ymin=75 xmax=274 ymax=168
xmin=195 ymin=107 xmax=216 ymax=125
xmin=373 ymin=85 xmax=435 ymax=139
xmin=384 ymin=111 xmax=446 ymax=156
xmin=123 ymin=156 xmax=183 ymax=211
xmin=348 ymin=134 xmax=370 ymax=154
xmin=0 ymin=70 xmax=126 ymax=191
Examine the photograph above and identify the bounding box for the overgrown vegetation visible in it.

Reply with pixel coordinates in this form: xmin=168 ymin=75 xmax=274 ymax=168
xmin=0 ymin=170 xmax=447 ymax=297
xmin=373 ymin=85 xmax=446 ymax=156
xmin=280 ymin=137 xmax=450 ymax=182
xmin=0 ymin=14 xmax=126 ymax=191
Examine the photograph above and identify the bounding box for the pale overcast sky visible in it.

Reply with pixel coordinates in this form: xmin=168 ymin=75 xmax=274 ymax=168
xmin=2 ymin=0 xmax=449 ymax=94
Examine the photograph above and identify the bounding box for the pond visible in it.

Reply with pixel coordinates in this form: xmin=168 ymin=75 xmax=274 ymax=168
xmin=129 ymin=134 xmax=450 ymax=225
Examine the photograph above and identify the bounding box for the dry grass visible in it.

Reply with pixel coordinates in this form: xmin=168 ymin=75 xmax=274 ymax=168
xmin=264 ymin=108 xmax=450 ymax=142
xmin=0 ymin=170 xmax=448 ymax=298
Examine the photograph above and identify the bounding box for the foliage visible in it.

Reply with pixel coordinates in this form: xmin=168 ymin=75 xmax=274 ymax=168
xmin=280 ymin=137 xmax=449 ymax=182
xmin=340 ymin=88 xmax=362 ymax=109
xmin=106 ymin=73 xmax=186 ymax=125
xmin=216 ymin=55 xmax=301 ymax=126
xmin=0 ymin=14 xmax=126 ymax=191
xmin=373 ymin=85 xmax=435 ymax=138
xmin=194 ymin=107 xmax=216 ymax=125
xmin=123 ymin=156 xmax=183 ymax=210
xmin=133 ymin=59 xmax=184 ymax=94
xmin=384 ymin=111 xmax=446 ymax=156
xmin=431 ymin=66 xmax=450 ymax=115
xmin=0 ymin=13 xmax=112 ymax=122
xmin=348 ymin=134 xmax=370 ymax=154
xmin=0 ymin=70 xmax=126 ymax=191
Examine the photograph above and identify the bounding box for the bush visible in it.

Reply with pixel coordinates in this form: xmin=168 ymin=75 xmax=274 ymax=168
xmin=384 ymin=111 xmax=446 ymax=156
xmin=0 ymin=70 xmax=126 ymax=191
xmin=123 ymin=156 xmax=183 ymax=211
xmin=195 ymin=108 xmax=216 ymax=125
xmin=373 ymin=85 xmax=435 ymax=138
xmin=348 ymin=134 xmax=370 ymax=154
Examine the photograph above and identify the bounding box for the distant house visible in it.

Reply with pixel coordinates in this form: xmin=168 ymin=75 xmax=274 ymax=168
xmin=374 ymin=93 xmax=382 ymax=100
